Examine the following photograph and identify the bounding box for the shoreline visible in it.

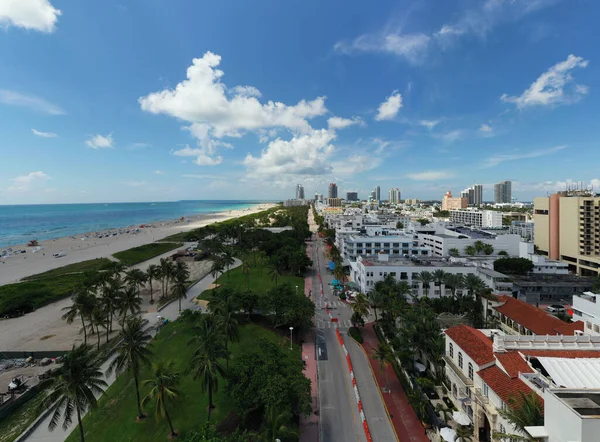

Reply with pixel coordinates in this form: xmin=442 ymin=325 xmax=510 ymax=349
xmin=0 ymin=203 xmax=276 ymax=286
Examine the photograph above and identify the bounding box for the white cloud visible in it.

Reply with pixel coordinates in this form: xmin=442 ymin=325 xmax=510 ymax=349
xmin=13 ymin=171 xmax=50 ymax=184
xmin=139 ymin=51 xmax=327 ymax=165
xmin=479 ymin=124 xmax=493 ymax=133
xmin=375 ymin=91 xmax=403 ymax=121
xmin=172 ymin=144 xmax=223 ymax=166
xmin=122 ymin=180 xmax=147 ymax=187
xmin=181 ymin=174 xmax=221 ymax=179
xmin=32 ymin=128 xmax=57 ymax=138
xmin=128 ymin=142 xmax=150 ymax=149
xmin=0 ymin=89 xmax=64 ymax=115
xmin=334 ymin=32 xmax=430 ymax=64
xmin=332 ymin=155 xmax=382 ymax=176
xmin=501 ymin=54 xmax=589 ymax=108
xmin=85 ymin=133 xmax=114 ymax=149
xmin=419 ymin=120 xmax=440 ymax=130
xmin=513 ymin=178 xmax=600 ymax=194
xmin=482 ymin=145 xmax=567 ymax=168
xmin=243 ymin=129 xmax=335 ymax=181
xmin=327 ymin=116 xmax=363 ymax=130
xmin=0 ymin=0 xmax=61 ymax=33
xmin=406 ymin=170 xmax=455 ymax=181
xmin=154 ymin=170 xmax=165 ymax=175
xmin=438 ymin=130 xmax=463 ymax=143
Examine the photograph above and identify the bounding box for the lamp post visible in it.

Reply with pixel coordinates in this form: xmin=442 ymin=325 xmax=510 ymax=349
xmin=295 ymin=285 xmax=299 ymax=294
xmin=289 ymin=326 xmax=294 ymax=350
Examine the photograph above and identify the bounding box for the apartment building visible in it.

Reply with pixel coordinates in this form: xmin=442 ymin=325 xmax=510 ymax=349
xmin=416 ymin=227 xmax=521 ymax=257
xmin=442 ymin=191 xmax=468 ymax=211
xmin=342 ymin=233 xmax=430 ymax=262
xmin=450 ymin=209 xmax=503 ymax=228
xmin=572 ymin=291 xmax=600 ymax=336
xmin=534 ymin=191 xmax=600 ymax=276
xmin=444 ymin=326 xmax=600 ymax=442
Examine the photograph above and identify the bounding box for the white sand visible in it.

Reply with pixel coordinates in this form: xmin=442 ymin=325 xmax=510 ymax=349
xmin=0 ymin=204 xmax=275 ymax=286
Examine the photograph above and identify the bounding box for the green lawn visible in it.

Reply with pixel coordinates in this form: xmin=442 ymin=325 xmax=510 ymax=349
xmin=0 ymin=394 xmax=45 ymax=442
xmin=66 ymin=321 xmax=299 ymax=442
xmin=22 ymin=258 xmax=113 ymax=281
xmin=112 ymin=242 xmax=183 ymax=266
xmin=0 ymin=258 xmax=113 ymax=316
xmin=198 ymin=262 xmax=304 ymax=300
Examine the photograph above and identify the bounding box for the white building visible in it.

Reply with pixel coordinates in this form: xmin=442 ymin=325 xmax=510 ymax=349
xmin=343 ymin=233 xmax=430 ymax=262
xmin=519 ymin=241 xmax=568 ymax=274
xmin=389 ymin=187 xmax=401 ymax=204
xmin=450 ymin=209 xmax=503 ymax=228
xmin=572 ymin=291 xmax=600 ymax=336
xmin=416 ymin=227 xmax=521 ymax=257
xmin=284 ymin=199 xmax=308 ymax=207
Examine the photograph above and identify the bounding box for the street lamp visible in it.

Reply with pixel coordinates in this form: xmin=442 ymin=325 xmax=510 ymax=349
xmin=289 ymin=326 xmax=294 ymax=350
xmin=295 ymin=285 xmax=299 ymax=294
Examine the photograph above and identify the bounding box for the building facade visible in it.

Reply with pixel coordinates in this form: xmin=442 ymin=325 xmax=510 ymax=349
xmin=328 ymin=182 xmax=338 ymax=199
xmin=473 ymin=184 xmax=483 ymax=206
xmin=346 ymin=191 xmax=358 ymax=201
xmin=572 ymin=291 xmax=600 ymax=335
xmin=295 ymin=184 xmax=304 ymax=200
xmin=494 ymin=181 xmax=512 ymax=204
xmin=389 ymin=188 xmax=400 ymax=204
xmin=375 ymin=186 xmax=381 ymax=202
xmin=327 ymin=197 xmax=342 ymax=207
xmin=450 ymin=209 xmax=503 ymax=228
xmin=442 ymin=191 xmax=468 ymax=211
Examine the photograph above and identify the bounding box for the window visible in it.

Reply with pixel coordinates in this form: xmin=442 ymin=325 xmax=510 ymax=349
xmin=499 ymin=424 xmax=505 ymax=434
xmin=594 ymin=324 xmax=600 ymax=333
xmin=458 ymin=352 xmax=463 ymax=369
xmin=449 ymin=343 xmax=454 ymax=358
xmin=587 ymin=321 xmax=593 ymax=329
xmin=468 ymin=363 xmax=473 ymax=380
xmin=483 ymin=383 xmax=489 ymax=398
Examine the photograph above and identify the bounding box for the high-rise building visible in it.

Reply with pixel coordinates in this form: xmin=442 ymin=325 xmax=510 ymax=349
xmin=375 ymin=186 xmax=381 ymax=202
xmin=389 ymin=188 xmax=400 ymax=204
xmin=346 ymin=191 xmax=358 ymax=201
xmin=534 ymin=190 xmax=600 ymax=276
xmin=328 ymin=183 xmax=338 ymax=199
xmin=295 ymin=184 xmax=304 ymax=200
xmin=370 ymin=190 xmax=376 ymax=200
xmin=441 ymin=191 xmax=468 ymax=211
xmin=494 ymin=181 xmax=512 ymax=204
xmin=473 ymin=184 xmax=483 ymax=206
xmin=461 ymin=187 xmax=475 ymax=205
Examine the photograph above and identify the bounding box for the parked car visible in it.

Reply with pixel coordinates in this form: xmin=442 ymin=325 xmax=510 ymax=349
xmin=547 ymin=304 xmax=566 ymax=313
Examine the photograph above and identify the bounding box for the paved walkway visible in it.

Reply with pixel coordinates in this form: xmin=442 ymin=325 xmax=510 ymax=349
xmin=361 ymin=323 xmax=429 ymax=442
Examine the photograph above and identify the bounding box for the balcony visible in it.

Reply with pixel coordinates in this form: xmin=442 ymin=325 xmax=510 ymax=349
xmin=473 ymin=387 xmax=498 ymax=419
xmin=444 ymin=354 xmax=473 ymax=386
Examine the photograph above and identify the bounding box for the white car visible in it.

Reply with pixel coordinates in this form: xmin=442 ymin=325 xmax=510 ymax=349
xmin=547 ymin=304 xmax=565 ymax=313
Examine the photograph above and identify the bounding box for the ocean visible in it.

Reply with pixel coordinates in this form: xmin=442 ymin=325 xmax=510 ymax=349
xmin=0 ymin=200 xmax=267 ymax=247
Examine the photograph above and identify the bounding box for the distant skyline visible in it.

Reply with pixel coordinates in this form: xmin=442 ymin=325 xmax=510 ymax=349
xmin=1 ymin=0 xmax=600 ymax=204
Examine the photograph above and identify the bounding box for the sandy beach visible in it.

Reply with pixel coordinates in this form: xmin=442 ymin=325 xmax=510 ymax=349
xmin=0 ymin=203 xmax=275 ymax=286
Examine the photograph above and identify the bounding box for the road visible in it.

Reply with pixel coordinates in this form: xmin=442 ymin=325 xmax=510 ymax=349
xmin=23 ymin=259 xmax=241 ymax=442
xmin=308 ymin=215 xmax=397 ymax=442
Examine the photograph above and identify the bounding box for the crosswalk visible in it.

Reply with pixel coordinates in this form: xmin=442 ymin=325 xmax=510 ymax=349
xmin=315 ymin=300 xmax=346 ymax=309
xmin=316 ymin=319 xmax=353 ymax=329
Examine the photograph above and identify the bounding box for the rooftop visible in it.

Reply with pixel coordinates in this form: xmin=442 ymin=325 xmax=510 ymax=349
xmin=495 ymin=296 xmax=584 ymax=335
xmin=445 ymin=324 xmax=494 ymax=365
xmin=495 ymin=352 xmax=535 ymax=378
xmin=554 ymin=390 xmax=600 ymax=417
xmin=360 ymin=256 xmax=468 ymax=268
xmin=478 ymin=365 xmax=541 ymax=410
xmin=536 ymin=358 xmax=600 ymax=389
xmin=511 ymin=274 xmax=596 ymax=288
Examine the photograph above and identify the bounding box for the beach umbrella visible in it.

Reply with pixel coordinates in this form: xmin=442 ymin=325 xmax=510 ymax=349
xmin=453 ymin=411 xmax=471 ymax=426
xmin=440 ymin=427 xmax=457 ymax=442
xmin=414 ymin=362 xmax=426 ymax=372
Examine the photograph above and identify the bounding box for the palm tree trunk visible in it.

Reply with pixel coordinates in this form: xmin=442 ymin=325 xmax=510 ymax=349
xmin=106 ymin=312 xmax=110 ymax=343
xmin=80 ymin=315 xmax=87 ymax=345
xmin=134 ymin=371 xmax=144 ymax=418
xmin=77 ymin=406 xmax=85 ymax=442
xmin=164 ymin=403 xmax=176 ymax=436
xmin=96 ymin=323 xmax=100 ymax=350
xmin=207 ymin=378 xmax=213 ymax=421
xmin=149 ymin=278 xmax=154 ymax=303
xmin=178 ymin=298 xmax=181 ymax=312
xmin=161 ymin=278 xmax=165 ymax=299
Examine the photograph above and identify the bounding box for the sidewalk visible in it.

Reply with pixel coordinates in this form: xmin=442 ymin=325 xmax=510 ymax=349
xmin=299 ymin=275 xmax=319 ymax=442
xmin=361 ymin=323 xmax=429 ymax=442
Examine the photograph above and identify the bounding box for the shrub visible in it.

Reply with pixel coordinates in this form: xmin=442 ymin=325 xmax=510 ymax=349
xmin=348 ymin=326 xmax=363 ymax=343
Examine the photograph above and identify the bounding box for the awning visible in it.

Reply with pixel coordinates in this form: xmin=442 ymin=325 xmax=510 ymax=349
xmin=440 ymin=427 xmax=456 ymax=442
xmin=536 ymin=357 xmax=600 ymax=389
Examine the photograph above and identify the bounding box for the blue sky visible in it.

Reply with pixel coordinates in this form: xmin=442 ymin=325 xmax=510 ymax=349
xmin=0 ymin=0 xmax=599 ymax=204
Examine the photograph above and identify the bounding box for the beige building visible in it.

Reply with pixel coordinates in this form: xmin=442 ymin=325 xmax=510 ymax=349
xmin=534 ymin=191 xmax=600 ymax=276
xmin=327 ymin=197 xmax=342 ymax=207
xmin=442 ymin=191 xmax=468 ymax=211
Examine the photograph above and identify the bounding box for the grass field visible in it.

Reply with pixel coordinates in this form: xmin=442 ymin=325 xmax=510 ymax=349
xmin=0 ymin=258 xmax=113 ymax=316
xmin=65 ymin=321 xmax=299 ymax=442
xmin=0 ymin=394 xmax=45 ymax=442
xmin=198 ymin=261 xmax=304 ymax=300
xmin=112 ymin=242 xmax=183 ymax=266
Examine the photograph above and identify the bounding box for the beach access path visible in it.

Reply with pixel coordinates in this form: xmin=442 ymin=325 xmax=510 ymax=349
xmin=22 ymin=259 xmax=241 ymax=442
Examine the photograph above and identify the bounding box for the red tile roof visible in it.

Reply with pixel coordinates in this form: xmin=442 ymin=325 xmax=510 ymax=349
xmin=494 ymin=296 xmax=583 ymax=335
xmin=494 ymin=352 xmax=535 ymax=378
xmin=521 ymin=350 xmax=600 ymax=359
xmin=477 ymin=366 xmax=543 ymax=410
xmin=445 ymin=324 xmax=494 ymax=365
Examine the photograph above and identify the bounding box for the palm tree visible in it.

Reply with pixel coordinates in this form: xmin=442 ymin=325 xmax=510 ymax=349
xmin=171 ymin=274 xmax=188 ymax=312
xmin=351 ymin=293 xmax=370 ymax=326
xmin=109 ymin=261 xmax=127 ymax=275
xmin=372 ymin=343 xmax=394 ymax=390
xmin=62 ymin=290 xmax=95 ymax=345
xmin=473 ymin=240 xmax=486 ymax=255
xmin=108 ymin=317 xmax=153 ymax=420
xmin=241 ymin=261 xmax=252 ymax=290
xmin=254 ymin=407 xmax=299 ymax=442
xmin=158 ymin=258 xmax=174 ymax=299
xmin=396 ymin=280 xmax=413 ymax=300
xmin=41 ymin=345 xmax=107 ymax=442
xmin=142 ymin=361 xmax=181 ymax=438
xmin=174 ymin=261 xmax=190 ymax=283
xmin=482 ymin=243 xmax=494 ymax=255
xmin=101 ymin=275 xmax=123 ymax=340
xmin=414 ymin=271 xmax=433 ymax=298
xmin=189 ymin=316 xmax=229 ymax=421
xmin=368 ymin=290 xmax=385 ymax=322
xmin=118 ymin=286 xmax=142 ymax=325
xmin=455 ymin=425 xmax=474 ymax=442
xmin=124 ymin=268 xmax=147 ymax=299
xmin=221 ymin=249 xmax=236 ymax=281
xmin=443 ymin=273 xmax=464 ymax=299
xmin=448 ymin=247 xmax=460 ymax=257
xmin=464 ymin=274 xmax=486 ymax=298
xmin=267 ymin=262 xmax=283 ymax=287
xmin=464 ymin=245 xmax=477 ymax=256
xmin=495 ymin=391 xmax=544 ymax=439
xmin=209 ymin=258 xmax=225 ymax=285
xmin=407 ymin=390 xmax=428 ymax=422
xmin=145 ymin=264 xmax=160 ymax=304
xmin=88 ymin=305 xmax=106 ymax=351
xmin=211 ymin=294 xmax=239 ymax=369
xmin=432 ymin=269 xmax=447 ymax=296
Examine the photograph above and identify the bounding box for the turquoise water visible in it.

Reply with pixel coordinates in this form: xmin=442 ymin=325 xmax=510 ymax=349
xmin=0 ymin=200 xmax=267 ymax=247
